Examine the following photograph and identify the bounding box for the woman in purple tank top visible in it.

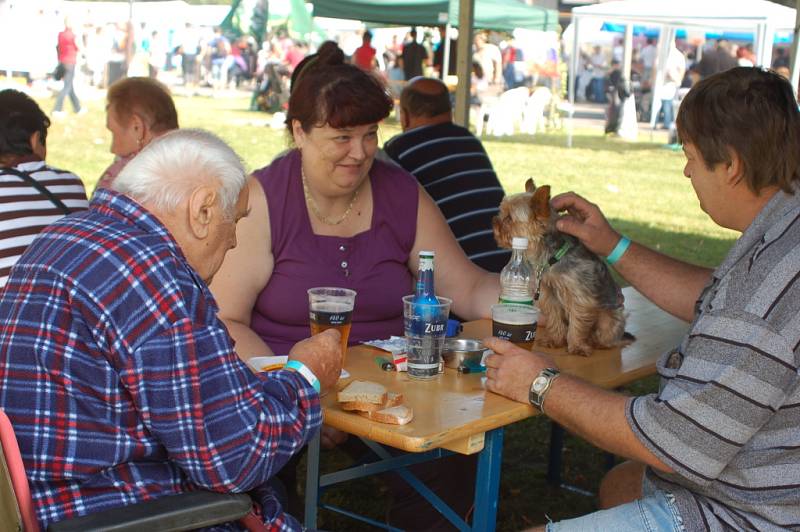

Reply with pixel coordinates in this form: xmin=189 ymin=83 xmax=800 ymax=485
xmin=211 ymin=51 xmax=500 ymax=359
xmin=210 ymin=47 xmax=501 ymax=530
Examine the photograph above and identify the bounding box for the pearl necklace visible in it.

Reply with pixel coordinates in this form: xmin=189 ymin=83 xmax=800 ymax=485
xmin=301 ymin=167 xmax=360 ymax=226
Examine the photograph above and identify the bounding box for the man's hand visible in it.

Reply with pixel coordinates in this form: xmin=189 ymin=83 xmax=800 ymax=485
xmin=288 ymin=329 xmax=342 ymax=394
xmin=550 ymin=192 xmax=620 ymax=257
xmin=483 ymin=337 xmax=556 ymax=404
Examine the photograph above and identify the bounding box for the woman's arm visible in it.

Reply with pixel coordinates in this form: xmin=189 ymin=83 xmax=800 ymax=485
xmin=210 ymin=177 xmax=274 ymax=359
xmin=408 ymin=186 xmax=500 ymax=320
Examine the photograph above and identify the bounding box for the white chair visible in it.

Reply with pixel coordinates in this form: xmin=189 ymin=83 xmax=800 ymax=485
xmin=521 ymin=87 xmax=552 ymax=135
xmin=485 ymin=87 xmax=530 ymax=137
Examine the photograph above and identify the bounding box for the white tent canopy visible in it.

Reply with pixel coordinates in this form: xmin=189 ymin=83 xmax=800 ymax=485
xmin=567 ymin=0 xmax=797 ymax=143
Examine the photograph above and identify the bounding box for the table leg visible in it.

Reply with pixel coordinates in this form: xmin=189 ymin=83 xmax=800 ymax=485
xmin=304 ymin=430 xmax=321 ymax=528
xmin=471 ymin=428 xmax=504 ymax=532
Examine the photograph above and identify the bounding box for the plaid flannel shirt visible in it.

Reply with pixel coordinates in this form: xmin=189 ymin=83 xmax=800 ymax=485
xmin=0 ymin=189 xmax=320 ymax=530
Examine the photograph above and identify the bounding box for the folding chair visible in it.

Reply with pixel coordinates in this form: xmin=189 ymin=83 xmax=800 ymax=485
xmin=0 ymin=408 xmax=267 ymax=532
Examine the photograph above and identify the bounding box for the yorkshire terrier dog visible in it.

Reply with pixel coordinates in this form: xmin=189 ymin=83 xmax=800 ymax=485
xmin=493 ymin=179 xmax=627 ymax=356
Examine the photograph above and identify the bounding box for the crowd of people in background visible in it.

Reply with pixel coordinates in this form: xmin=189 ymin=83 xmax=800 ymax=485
xmin=576 ymin=34 xmax=793 ymax=137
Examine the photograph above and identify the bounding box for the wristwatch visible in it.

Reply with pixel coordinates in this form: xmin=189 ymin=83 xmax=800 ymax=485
xmin=529 ymin=367 xmax=560 ymax=412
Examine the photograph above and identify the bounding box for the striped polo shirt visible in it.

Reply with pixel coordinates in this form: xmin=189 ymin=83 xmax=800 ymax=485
xmin=628 ymin=188 xmax=800 ymax=531
xmin=0 ymin=160 xmax=88 ymax=287
xmin=384 ymin=122 xmax=511 ymax=272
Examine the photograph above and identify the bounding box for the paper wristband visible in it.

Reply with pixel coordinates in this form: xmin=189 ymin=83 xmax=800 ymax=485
xmin=605 ymin=236 xmax=631 ymax=266
xmin=284 ymin=360 xmax=321 ymax=393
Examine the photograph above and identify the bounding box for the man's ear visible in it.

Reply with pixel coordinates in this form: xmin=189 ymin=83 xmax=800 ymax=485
xmin=29 ymin=131 xmax=46 ymax=160
xmin=399 ymin=107 xmax=410 ymax=130
xmin=725 ymin=149 xmax=743 ymax=186
xmin=187 ymin=185 xmax=217 ymax=239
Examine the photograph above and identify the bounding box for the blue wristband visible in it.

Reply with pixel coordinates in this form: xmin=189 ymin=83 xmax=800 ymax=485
xmin=284 ymin=360 xmax=320 ymax=393
xmin=605 ymin=236 xmax=631 ymax=266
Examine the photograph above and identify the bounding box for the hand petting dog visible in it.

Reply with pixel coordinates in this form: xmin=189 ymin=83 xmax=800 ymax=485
xmin=550 ymin=192 xmax=622 ymax=258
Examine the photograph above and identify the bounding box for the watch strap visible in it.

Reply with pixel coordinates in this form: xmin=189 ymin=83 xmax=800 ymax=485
xmin=529 ymin=367 xmax=560 ymax=412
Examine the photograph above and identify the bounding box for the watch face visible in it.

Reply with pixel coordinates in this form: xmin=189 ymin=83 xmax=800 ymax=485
xmin=532 ymin=376 xmax=548 ymax=393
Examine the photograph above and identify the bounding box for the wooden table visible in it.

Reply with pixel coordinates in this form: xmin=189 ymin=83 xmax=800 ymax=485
xmin=304 ymin=287 xmax=688 ymax=531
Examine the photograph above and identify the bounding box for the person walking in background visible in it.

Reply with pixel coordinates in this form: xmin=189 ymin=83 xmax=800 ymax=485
xmin=53 ymin=17 xmax=84 ymax=117
xmin=604 ymin=59 xmax=629 ymax=135
xmin=352 ymin=30 xmax=377 ymax=71
xmin=589 ymin=45 xmax=608 ymax=103
xmin=385 ymin=77 xmax=510 ymax=273
xmin=659 ymin=41 xmax=686 ymax=131
xmin=0 ymin=89 xmax=88 ymax=287
xmin=401 ymin=28 xmax=427 ymax=80
xmin=474 ymin=32 xmax=502 ymax=87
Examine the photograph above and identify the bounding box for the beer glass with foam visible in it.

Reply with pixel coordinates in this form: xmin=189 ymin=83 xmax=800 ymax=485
xmin=308 ymin=287 xmax=356 ymax=366
xmin=491 ymin=303 xmax=538 ymax=350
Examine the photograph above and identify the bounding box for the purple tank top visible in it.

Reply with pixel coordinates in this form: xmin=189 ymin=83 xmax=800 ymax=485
xmin=252 ymin=150 xmax=419 ymax=354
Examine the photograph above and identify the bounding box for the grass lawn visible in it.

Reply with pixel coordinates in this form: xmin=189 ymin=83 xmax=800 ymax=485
xmin=38 ymin=92 xmax=736 ymax=530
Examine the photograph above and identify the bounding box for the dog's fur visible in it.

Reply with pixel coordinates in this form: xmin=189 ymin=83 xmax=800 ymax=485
xmin=493 ymin=179 xmax=627 ymax=356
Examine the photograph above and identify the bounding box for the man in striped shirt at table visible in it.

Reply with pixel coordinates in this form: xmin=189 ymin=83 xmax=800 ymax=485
xmin=384 ymin=76 xmax=510 ymax=272
xmin=486 ymin=67 xmax=800 ymax=531
xmin=0 ymin=89 xmax=88 ymax=287
xmin=0 ymin=129 xmax=342 ymax=530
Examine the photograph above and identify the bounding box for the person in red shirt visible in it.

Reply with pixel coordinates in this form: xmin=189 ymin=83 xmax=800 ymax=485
xmin=352 ymin=31 xmax=377 ymax=71
xmin=53 ymin=17 xmax=83 ymax=116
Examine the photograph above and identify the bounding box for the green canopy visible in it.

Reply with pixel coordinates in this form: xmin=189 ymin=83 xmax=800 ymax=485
xmin=309 ymin=0 xmax=559 ymax=32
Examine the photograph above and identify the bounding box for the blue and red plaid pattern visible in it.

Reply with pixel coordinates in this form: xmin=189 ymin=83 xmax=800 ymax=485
xmin=0 ymin=189 xmax=320 ymax=530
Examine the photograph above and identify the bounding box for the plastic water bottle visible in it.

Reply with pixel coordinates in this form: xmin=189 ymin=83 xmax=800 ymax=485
xmin=499 ymin=237 xmax=534 ymax=305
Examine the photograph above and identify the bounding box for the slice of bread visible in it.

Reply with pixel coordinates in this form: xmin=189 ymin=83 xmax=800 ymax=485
xmin=340 ymin=391 xmax=404 ymax=413
xmin=358 ymin=405 xmax=414 ymax=425
xmin=337 ymin=380 xmax=387 ymax=405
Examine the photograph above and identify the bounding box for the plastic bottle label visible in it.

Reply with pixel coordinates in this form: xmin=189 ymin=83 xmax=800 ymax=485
xmin=499 ymin=296 xmax=534 ymax=306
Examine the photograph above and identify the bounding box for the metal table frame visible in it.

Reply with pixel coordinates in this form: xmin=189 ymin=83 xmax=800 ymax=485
xmin=304 ymin=428 xmax=504 ymax=531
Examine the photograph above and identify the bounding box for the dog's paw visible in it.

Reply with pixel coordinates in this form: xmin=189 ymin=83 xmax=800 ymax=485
xmin=567 ymin=342 xmax=593 ymax=357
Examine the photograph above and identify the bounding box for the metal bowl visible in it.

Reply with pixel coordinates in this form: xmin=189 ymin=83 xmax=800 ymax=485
xmin=442 ymin=338 xmax=487 ymax=369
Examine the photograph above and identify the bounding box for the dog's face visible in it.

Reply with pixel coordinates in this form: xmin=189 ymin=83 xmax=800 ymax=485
xmin=493 ymin=179 xmax=554 ymax=249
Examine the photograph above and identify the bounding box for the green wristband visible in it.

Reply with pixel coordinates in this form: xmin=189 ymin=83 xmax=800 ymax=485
xmin=284 ymin=360 xmax=320 ymax=393
xmin=605 ymin=236 xmax=631 ymax=266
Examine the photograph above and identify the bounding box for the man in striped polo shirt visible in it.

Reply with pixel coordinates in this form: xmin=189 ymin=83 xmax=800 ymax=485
xmin=485 ymin=67 xmax=800 ymax=531
xmin=0 ymin=89 xmax=88 ymax=287
xmin=384 ymin=76 xmax=511 ymax=272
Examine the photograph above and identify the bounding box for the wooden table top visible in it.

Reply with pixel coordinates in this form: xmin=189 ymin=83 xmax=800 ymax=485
xmin=322 ymin=287 xmax=688 ymax=454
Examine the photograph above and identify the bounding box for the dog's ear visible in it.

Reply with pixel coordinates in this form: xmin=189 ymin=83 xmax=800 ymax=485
xmin=525 ymin=178 xmax=535 ymax=193
xmin=530 ymin=185 xmax=551 ymax=220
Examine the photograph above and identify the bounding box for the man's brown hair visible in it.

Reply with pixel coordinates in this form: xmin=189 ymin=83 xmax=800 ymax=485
xmin=676 ymin=67 xmax=800 ymax=194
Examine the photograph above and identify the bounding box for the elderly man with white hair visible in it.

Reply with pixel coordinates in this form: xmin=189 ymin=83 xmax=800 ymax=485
xmin=0 ymin=129 xmax=342 ymax=530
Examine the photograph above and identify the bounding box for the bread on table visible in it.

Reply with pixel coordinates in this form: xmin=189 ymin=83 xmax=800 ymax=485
xmin=340 ymin=391 xmax=404 ymax=412
xmin=337 ymin=381 xmax=413 ymax=424
xmin=337 ymin=380 xmax=387 ymax=405
xmin=357 ymin=405 xmax=414 ymax=425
